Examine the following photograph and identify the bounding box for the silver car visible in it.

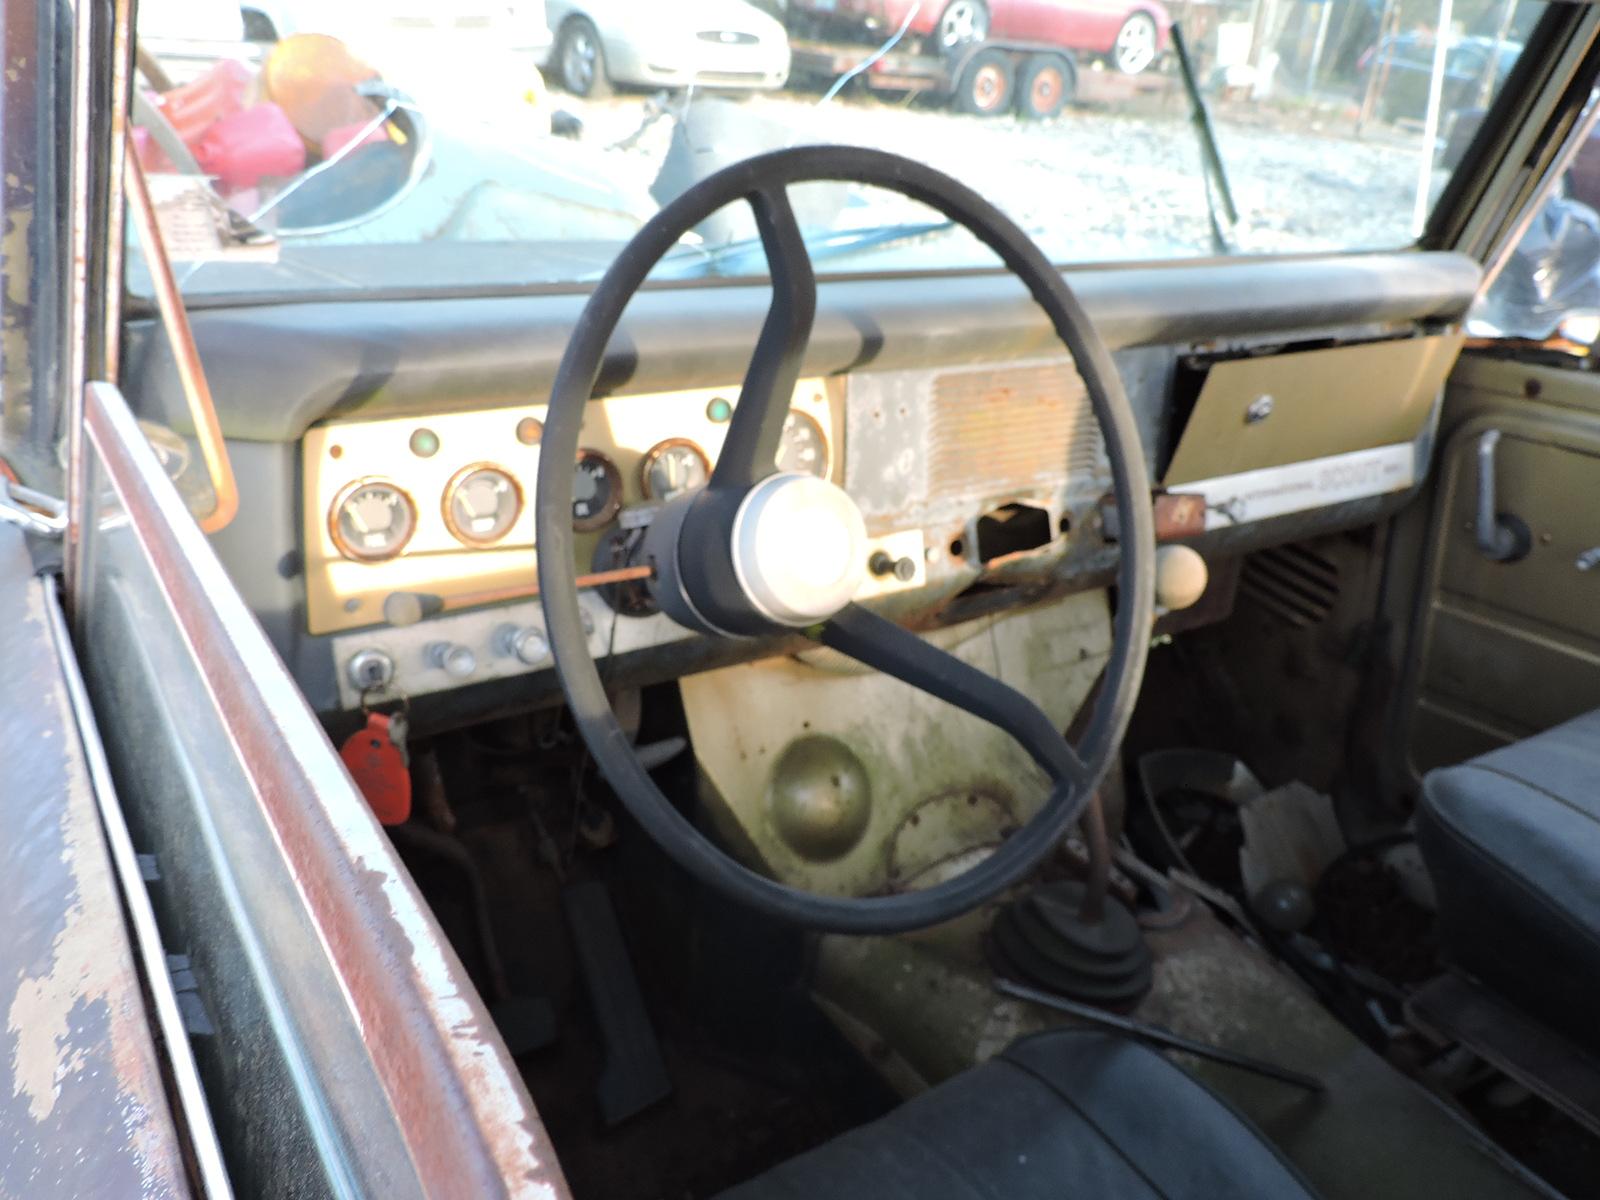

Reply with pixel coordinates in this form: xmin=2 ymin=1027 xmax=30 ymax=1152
xmin=546 ymin=0 xmax=790 ymax=96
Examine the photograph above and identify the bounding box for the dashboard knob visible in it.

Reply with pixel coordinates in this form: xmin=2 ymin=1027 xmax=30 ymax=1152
xmin=425 ymin=641 xmax=477 ymax=678
xmin=1154 ymin=545 xmax=1208 ymax=612
xmin=869 ymin=550 xmax=917 ymax=582
xmin=495 ymin=624 xmax=550 ymax=666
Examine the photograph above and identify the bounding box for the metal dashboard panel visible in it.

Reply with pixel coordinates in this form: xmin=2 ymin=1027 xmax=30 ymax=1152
xmin=303 ymin=381 xmax=838 ymax=635
xmin=1164 ymin=334 xmax=1463 ymax=486
xmin=847 ymin=355 xmax=1109 ymax=556
xmin=324 ymin=359 xmax=1109 ymax=710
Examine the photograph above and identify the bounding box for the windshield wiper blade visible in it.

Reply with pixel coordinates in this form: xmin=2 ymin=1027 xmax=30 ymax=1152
xmin=1172 ymin=23 xmax=1239 ymax=254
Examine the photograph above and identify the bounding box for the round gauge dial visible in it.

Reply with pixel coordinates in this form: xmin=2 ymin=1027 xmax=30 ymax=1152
xmin=330 ymin=479 xmax=417 ymax=562
xmin=572 ymin=449 xmax=623 ymax=532
xmin=776 ymin=410 xmax=829 ymax=478
xmin=444 ymin=464 xmax=522 ymax=547
xmin=640 ymin=438 xmax=711 ymax=501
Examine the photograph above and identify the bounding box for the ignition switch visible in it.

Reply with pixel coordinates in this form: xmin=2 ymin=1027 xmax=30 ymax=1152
xmin=346 ymin=648 xmax=395 ymax=691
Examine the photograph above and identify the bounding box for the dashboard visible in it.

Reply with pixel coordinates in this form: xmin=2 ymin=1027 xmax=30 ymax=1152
xmin=119 ymin=250 xmax=1482 ymax=724
xmin=305 ymin=357 xmax=1109 ymax=711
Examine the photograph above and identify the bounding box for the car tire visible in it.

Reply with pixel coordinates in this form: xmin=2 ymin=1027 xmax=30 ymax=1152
xmin=937 ymin=0 xmax=990 ymax=57
xmin=557 ymin=18 xmax=612 ymax=98
xmin=1018 ymin=53 xmax=1074 ymax=119
xmin=1112 ymin=12 xmax=1159 ymax=75
xmin=241 ymin=8 xmax=278 ymax=42
xmin=955 ymin=48 xmax=1013 ymax=117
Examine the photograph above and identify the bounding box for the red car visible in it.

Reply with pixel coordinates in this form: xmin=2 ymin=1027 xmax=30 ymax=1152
xmin=791 ymin=0 xmax=1170 ymax=76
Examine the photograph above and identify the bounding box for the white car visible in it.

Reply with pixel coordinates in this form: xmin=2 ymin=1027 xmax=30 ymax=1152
xmin=240 ymin=2 xmax=555 ymax=98
xmin=545 ymin=0 xmax=790 ymax=97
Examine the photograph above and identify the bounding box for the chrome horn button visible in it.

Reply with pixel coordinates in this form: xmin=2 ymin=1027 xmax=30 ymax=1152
xmin=730 ymin=473 xmax=868 ymax=626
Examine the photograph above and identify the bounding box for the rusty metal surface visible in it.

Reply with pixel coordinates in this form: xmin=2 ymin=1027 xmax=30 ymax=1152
xmin=43 ymin=584 xmax=235 ymax=1199
xmin=123 ymin=144 xmax=238 ymax=533
xmin=928 ymin=361 xmax=1102 ymax=496
xmin=79 ymin=382 xmax=569 ymax=1199
xmin=0 ymin=522 xmax=191 ymax=1199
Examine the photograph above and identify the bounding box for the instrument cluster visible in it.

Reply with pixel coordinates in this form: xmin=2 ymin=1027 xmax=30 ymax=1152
xmin=302 ymin=381 xmax=839 ymax=636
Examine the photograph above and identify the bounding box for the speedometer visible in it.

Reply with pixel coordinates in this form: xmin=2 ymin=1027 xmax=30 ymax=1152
xmin=330 ymin=479 xmax=417 ymax=562
xmin=640 ymin=438 xmax=711 ymax=501
xmin=572 ymin=449 xmax=623 ymax=531
xmin=777 ymin=410 xmax=829 ymax=478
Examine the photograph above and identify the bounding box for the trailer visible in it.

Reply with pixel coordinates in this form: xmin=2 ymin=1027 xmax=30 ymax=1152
xmin=791 ymin=37 xmax=1082 ymax=118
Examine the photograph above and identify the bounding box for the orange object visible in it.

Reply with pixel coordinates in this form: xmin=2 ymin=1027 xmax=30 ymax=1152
xmin=338 ymin=711 xmax=412 ymax=825
xmin=263 ymin=33 xmax=383 ymax=152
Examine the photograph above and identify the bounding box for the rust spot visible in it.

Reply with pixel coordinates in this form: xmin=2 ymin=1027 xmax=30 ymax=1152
xmin=1 ymin=574 xmax=186 ymax=1197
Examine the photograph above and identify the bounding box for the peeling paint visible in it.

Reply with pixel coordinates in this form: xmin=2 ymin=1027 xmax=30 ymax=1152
xmin=0 ymin=539 xmax=189 ymax=1198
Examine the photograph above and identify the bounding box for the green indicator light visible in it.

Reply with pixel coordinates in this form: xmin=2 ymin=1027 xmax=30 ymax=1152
xmin=706 ymin=396 xmax=733 ymax=423
xmin=409 ymin=428 xmax=440 ymax=458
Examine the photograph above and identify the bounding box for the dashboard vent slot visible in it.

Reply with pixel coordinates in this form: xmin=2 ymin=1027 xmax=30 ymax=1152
xmin=928 ymin=362 xmax=1102 ymax=496
xmin=1240 ymin=545 xmax=1339 ymax=628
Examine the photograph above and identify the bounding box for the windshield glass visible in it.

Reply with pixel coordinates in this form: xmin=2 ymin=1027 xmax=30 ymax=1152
xmin=129 ymin=0 xmax=1549 ymax=298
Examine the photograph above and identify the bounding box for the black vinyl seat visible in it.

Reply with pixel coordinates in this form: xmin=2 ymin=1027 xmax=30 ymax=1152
xmin=718 ymin=1029 xmax=1319 ymax=1200
xmin=1417 ymin=707 xmax=1600 ymax=1053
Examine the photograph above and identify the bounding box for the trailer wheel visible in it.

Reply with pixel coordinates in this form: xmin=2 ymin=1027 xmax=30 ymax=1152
xmin=937 ymin=0 xmax=990 ymax=55
xmin=955 ymin=48 xmax=1013 ymax=116
xmin=1112 ymin=12 xmax=1160 ymax=75
xmin=1018 ymin=54 xmax=1074 ymax=119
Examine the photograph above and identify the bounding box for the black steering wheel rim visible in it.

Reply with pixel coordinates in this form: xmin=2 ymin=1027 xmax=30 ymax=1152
xmin=536 ymin=145 xmax=1155 ymax=934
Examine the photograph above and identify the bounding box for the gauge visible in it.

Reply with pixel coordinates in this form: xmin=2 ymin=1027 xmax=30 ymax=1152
xmin=572 ymin=449 xmax=623 ymax=532
xmin=443 ymin=464 xmax=522 ymax=547
xmin=640 ymin=438 xmax=711 ymax=501
xmin=329 ymin=479 xmax=417 ymax=562
xmin=776 ymin=410 xmax=829 ymax=478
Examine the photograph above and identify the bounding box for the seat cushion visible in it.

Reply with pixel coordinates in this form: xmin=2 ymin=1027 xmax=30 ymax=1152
xmin=717 ymin=1029 xmax=1318 ymax=1200
xmin=1418 ymin=707 xmax=1600 ymax=1051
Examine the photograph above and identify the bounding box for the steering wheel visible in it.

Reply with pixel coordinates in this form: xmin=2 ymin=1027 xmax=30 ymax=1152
xmin=535 ymin=146 xmax=1154 ymax=934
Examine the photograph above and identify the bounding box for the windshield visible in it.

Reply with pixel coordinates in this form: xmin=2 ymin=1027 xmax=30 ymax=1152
xmin=128 ymin=0 xmax=1550 ymax=298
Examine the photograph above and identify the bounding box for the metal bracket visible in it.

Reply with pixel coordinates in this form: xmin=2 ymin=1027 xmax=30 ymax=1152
xmin=0 ymin=479 xmax=67 ymax=540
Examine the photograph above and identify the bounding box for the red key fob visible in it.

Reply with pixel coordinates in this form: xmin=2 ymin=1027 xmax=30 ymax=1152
xmin=339 ymin=711 xmax=412 ymax=825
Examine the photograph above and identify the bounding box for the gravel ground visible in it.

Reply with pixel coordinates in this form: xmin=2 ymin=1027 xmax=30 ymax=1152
xmin=543 ymin=81 xmax=1436 ymax=264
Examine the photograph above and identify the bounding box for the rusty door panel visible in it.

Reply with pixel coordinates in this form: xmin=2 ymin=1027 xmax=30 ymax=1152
xmin=0 ymin=522 xmax=191 ymax=1199
xmin=74 ymin=382 xmax=569 ymax=1198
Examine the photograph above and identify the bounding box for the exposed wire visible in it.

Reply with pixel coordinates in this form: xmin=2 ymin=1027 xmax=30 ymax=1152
xmin=818 ymin=1 xmax=925 ymax=107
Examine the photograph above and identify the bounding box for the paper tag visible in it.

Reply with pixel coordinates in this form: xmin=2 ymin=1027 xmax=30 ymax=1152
xmin=339 ymin=711 xmax=412 ymax=825
xmin=146 ymin=173 xmax=280 ymax=263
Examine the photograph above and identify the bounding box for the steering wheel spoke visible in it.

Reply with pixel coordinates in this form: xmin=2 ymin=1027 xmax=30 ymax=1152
xmin=710 ymin=185 xmax=818 ymax=491
xmin=817 ymin=603 xmax=1090 ymax=794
